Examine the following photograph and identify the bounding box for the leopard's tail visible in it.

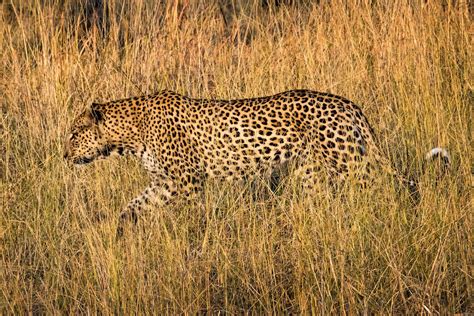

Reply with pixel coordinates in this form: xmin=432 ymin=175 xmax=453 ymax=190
xmin=425 ymin=147 xmax=451 ymax=168
xmin=372 ymin=146 xmax=451 ymax=193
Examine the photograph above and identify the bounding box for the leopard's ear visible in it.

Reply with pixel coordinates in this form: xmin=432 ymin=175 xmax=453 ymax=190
xmin=89 ymin=102 xmax=104 ymax=123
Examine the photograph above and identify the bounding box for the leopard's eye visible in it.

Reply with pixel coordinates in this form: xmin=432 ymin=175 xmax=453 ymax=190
xmin=69 ymin=131 xmax=79 ymax=140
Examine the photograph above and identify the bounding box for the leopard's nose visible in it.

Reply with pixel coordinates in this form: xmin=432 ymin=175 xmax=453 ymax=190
xmin=64 ymin=137 xmax=71 ymax=160
xmin=63 ymin=144 xmax=70 ymax=160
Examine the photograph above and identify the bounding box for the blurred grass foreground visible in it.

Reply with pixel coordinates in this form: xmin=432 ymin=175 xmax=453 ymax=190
xmin=1 ymin=0 xmax=472 ymax=314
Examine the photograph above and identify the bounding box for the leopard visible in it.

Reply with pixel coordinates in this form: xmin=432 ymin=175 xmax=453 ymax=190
xmin=63 ymin=89 xmax=450 ymax=233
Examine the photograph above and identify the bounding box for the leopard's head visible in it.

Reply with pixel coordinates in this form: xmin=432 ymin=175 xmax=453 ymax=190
xmin=64 ymin=104 xmax=110 ymax=165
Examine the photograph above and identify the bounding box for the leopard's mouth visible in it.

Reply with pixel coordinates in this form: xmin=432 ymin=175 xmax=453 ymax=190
xmin=71 ymin=145 xmax=117 ymax=166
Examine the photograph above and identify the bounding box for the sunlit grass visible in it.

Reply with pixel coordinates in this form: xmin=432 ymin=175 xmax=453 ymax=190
xmin=1 ymin=0 xmax=472 ymax=313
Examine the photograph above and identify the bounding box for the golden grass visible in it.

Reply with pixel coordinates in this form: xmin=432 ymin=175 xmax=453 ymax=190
xmin=1 ymin=0 xmax=472 ymax=313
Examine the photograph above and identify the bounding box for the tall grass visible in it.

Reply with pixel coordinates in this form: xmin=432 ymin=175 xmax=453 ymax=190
xmin=1 ymin=0 xmax=472 ymax=313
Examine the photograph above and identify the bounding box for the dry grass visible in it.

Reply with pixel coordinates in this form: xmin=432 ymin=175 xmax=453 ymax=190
xmin=1 ymin=0 xmax=472 ymax=314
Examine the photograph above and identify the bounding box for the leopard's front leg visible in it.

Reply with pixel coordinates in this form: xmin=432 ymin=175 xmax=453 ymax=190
xmin=117 ymin=178 xmax=176 ymax=236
